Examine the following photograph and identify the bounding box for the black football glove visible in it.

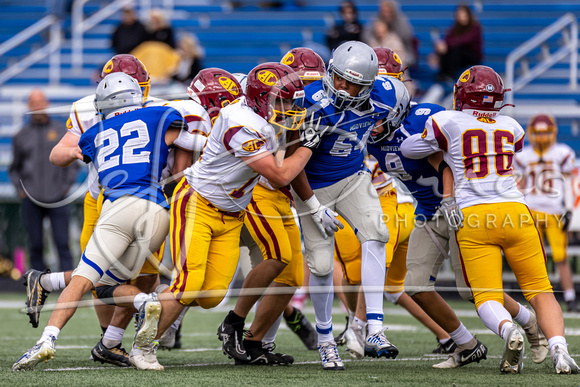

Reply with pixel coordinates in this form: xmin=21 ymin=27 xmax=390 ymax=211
xmin=299 ymin=113 xmax=330 ymax=149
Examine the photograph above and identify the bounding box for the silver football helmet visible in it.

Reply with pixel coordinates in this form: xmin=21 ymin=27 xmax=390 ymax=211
xmin=94 ymin=72 xmax=143 ymax=118
xmin=323 ymin=41 xmax=378 ymax=110
xmin=368 ymin=76 xmax=411 ymax=144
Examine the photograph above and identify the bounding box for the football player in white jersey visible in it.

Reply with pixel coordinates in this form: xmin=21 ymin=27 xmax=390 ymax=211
xmin=402 ymin=65 xmax=579 ymax=374
xmin=131 ymin=62 xmax=321 ymax=370
xmin=514 ymin=114 xmax=577 ymax=311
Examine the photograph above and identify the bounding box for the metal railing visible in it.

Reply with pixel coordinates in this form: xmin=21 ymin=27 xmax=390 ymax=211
xmin=0 ymin=15 xmax=61 ymax=86
xmin=505 ymin=13 xmax=578 ymax=105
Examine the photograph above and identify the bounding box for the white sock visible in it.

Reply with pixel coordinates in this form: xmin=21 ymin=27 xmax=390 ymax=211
xmin=40 ymin=272 xmax=66 ymax=292
xmin=133 ymin=293 xmax=148 ymax=311
xmin=309 ymin=272 xmax=334 ymax=343
xmin=477 ymin=300 xmax=512 ymax=337
xmin=548 ymin=336 xmax=568 ymax=353
xmin=353 ymin=316 xmax=366 ymax=328
xmin=102 ymin=325 xmax=125 ymax=348
xmin=171 ymin=307 xmax=188 ymax=330
xmin=564 ymin=289 xmax=576 ymax=302
xmin=38 ymin=325 xmax=60 ymax=344
xmin=448 ymin=323 xmax=474 ymax=346
xmin=500 ymin=322 xmax=514 ymax=340
xmin=361 ymin=240 xmax=386 ymax=335
xmin=513 ymin=304 xmax=531 ymax=326
xmin=263 ymin=313 xmax=283 ymax=344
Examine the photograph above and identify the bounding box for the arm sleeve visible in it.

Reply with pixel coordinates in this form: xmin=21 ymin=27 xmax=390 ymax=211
xmin=224 ymin=126 xmax=269 ymax=158
xmin=400 ymin=116 xmax=446 ymax=159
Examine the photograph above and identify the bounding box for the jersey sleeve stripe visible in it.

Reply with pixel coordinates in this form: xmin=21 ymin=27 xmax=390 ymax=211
xmin=223 ymin=125 xmax=244 ymax=153
xmin=431 ymin=118 xmax=448 ymax=152
xmin=561 ymin=153 xmax=572 ymax=168
xmin=184 ymin=114 xmax=207 ymax=123
xmin=191 ymin=129 xmax=209 ymax=137
xmin=73 ymin=102 xmax=85 ymax=133
xmin=514 ymin=134 xmax=524 ymax=153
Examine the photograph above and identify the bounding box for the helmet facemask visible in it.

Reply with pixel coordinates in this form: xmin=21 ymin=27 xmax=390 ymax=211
xmin=323 ymin=67 xmax=373 ymax=110
xmin=529 ymin=120 xmax=557 ymax=155
xmin=267 ymin=92 xmax=306 ymax=133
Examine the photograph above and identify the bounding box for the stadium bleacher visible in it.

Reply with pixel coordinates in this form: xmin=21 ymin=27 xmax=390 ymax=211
xmin=0 ymin=0 xmax=580 ymax=198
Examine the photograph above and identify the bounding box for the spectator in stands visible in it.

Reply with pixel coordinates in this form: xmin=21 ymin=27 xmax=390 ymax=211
xmin=433 ymin=4 xmax=483 ymax=83
xmin=146 ymin=9 xmax=175 ymax=48
xmin=365 ymin=20 xmax=408 ymax=65
xmin=9 ymin=90 xmax=79 ymax=272
xmin=326 ymin=1 xmax=363 ymax=51
xmin=111 ymin=7 xmax=148 ymax=54
xmin=172 ymin=33 xmax=205 ymax=84
xmin=364 ymin=1 xmax=415 ymax=66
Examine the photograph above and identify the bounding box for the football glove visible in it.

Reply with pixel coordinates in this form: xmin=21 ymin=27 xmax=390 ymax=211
xmin=439 ymin=196 xmax=464 ymax=231
xmin=562 ymin=211 xmax=572 ymax=231
xmin=304 ymin=195 xmax=343 ymax=239
xmin=299 ymin=113 xmax=330 ymax=149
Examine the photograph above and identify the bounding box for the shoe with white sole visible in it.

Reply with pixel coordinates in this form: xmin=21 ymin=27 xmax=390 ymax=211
xmin=432 ymin=339 xmax=487 ymax=369
xmin=344 ymin=321 xmax=365 ymax=359
xmin=12 ymin=335 xmax=56 ymax=371
xmin=134 ymin=293 xmax=162 ymax=347
xmin=500 ymin=325 xmax=524 ymax=374
xmin=318 ymin=341 xmax=345 ymax=370
xmin=552 ymin=345 xmax=580 ymax=374
xmin=129 ymin=342 xmax=164 ymax=371
xmin=521 ymin=307 xmax=549 ymax=364
xmin=364 ymin=328 xmax=398 ymax=359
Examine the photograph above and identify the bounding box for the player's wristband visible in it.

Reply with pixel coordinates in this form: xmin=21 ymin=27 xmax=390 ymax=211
xmin=304 ymin=195 xmax=321 ymax=214
xmin=438 ymin=160 xmax=450 ymax=175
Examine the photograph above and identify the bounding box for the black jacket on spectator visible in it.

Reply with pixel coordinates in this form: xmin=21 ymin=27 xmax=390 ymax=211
xmin=112 ymin=21 xmax=149 ymax=54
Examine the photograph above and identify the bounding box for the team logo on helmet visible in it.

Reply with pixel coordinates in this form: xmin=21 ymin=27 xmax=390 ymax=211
xmin=393 ymin=53 xmax=402 ymax=64
xmin=103 ymin=60 xmax=114 ymax=74
xmin=218 ymin=76 xmax=240 ymax=96
xmin=459 ymin=70 xmax=470 ymax=83
xmin=281 ymin=53 xmax=295 ymax=65
xmin=486 ymin=84 xmax=495 ymax=92
xmin=257 ymin=70 xmax=279 ymax=86
xmin=345 ymin=68 xmax=363 ymax=80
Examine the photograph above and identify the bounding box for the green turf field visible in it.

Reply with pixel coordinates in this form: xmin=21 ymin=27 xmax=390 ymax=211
xmin=1 ymin=293 xmax=580 ymax=386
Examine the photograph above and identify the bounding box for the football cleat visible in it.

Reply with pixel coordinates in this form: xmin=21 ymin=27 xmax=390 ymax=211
xmin=552 ymin=345 xmax=580 ymax=374
xmin=500 ymin=325 xmax=524 ymax=374
xmin=134 ymin=293 xmax=161 ymax=347
xmin=234 ymin=341 xmax=293 ymax=366
xmin=334 ymin=316 xmax=349 ymax=346
xmin=12 ymin=335 xmax=56 ymax=371
xmin=432 ymin=339 xmax=487 ymax=369
xmin=158 ymin=326 xmax=177 ymax=351
xmin=318 ymin=341 xmax=345 ymax=371
xmin=566 ymin=300 xmax=578 ymax=313
xmin=91 ymin=340 xmax=131 ymax=367
xmin=263 ymin=342 xmax=294 ymax=364
xmin=217 ymin=316 xmax=249 ymax=361
xmin=345 ymin=321 xmax=365 ymax=359
xmin=284 ymin=307 xmax=317 ymax=350
xmin=521 ymin=307 xmax=549 ymax=364
xmin=23 ymin=269 xmax=50 ymax=328
xmin=431 ymin=338 xmax=457 ymax=355
xmin=364 ymin=328 xmax=399 ymax=359
xmin=129 ymin=342 xmax=164 ymax=371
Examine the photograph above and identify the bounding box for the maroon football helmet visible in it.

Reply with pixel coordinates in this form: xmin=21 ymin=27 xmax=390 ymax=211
xmin=373 ymin=47 xmax=404 ymax=80
xmin=453 ymin=65 xmax=510 ymax=118
xmin=187 ymin=68 xmax=242 ymax=123
xmin=246 ymin=62 xmax=306 ymax=131
xmin=280 ymin=47 xmax=326 ymax=85
xmin=101 ymin=54 xmax=150 ymax=99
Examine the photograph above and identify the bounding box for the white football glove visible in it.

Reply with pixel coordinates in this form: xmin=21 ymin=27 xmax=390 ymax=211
xmin=439 ymin=196 xmax=464 ymax=231
xmin=299 ymin=113 xmax=330 ymax=149
xmin=304 ymin=195 xmax=344 ymax=239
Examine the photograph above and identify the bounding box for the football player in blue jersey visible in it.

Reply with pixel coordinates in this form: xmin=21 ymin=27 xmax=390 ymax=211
xmin=370 ymin=77 xmax=549 ymax=368
xmin=289 ymin=41 xmax=402 ymax=370
xmin=13 ymin=73 xmax=189 ymax=371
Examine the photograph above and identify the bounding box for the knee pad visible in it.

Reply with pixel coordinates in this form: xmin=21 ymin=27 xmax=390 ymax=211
xmin=307 ymin=246 xmax=334 ymax=277
xmin=384 ymin=291 xmax=403 ymax=305
xmin=94 ymin=285 xmax=119 ymax=305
